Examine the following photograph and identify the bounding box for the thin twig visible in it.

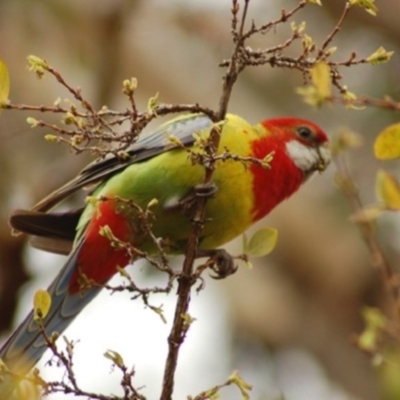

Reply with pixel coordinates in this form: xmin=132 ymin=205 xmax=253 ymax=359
xmin=159 ymin=2 xmax=252 ymax=399
xmin=334 ymin=155 xmax=400 ymax=322
xmin=317 ymin=1 xmax=351 ymax=59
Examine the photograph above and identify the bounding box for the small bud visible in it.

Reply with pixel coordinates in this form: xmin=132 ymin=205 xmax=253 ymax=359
xmin=349 ymin=0 xmax=378 ymax=16
xmin=147 ymin=92 xmax=159 ymax=114
xmin=166 ymin=133 xmax=184 ymax=147
xmin=122 ymin=77 xmax=138 ymax=95
xmin=325 ymin=46 xmax=337 ymax=56
xmin=99 ymin=225 xmax=114 ymax=240
xmin=181 ymin=313 xmax=196 ymax=327
xmin=342 ymin=90 xmax=365 ymax=110
xmin=27 ymin=117 xmax=39 ymax=128
xmin=228 ymin=370 xmax=253 ymax=399
xmin=302 ymin=34 xmax=314 ymax=51
xmin=366 ymin=46 xmax=394 ymax=65
xmin=44 ymin=134 xmax=58 ymax=142
xmin=290 ymin=21 xmax=306 ymax=35
xmin=104 ymin=350 xmax=125 ymax=368
xmin=50 ymin=331 xmax=59 ymax=343
xmin=62 ymin=111 xmax=77 ymax=125
xmin=71 ymin=134 xmax=84 ymax=146
xmin=117 ymin=151 xmax=130 ymax=160
xmin=27 ymin=55 xmax=49 ymax=79
xmin=117 ymin=266 xmax=130 ymax=278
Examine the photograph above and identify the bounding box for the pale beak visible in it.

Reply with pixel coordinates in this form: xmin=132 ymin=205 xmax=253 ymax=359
xmin=315 ymin=142 xmax=331 ymax=172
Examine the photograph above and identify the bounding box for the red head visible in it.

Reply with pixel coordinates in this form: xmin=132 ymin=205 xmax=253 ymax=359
xmin=250 ymin=117 xmax=330 ymax=221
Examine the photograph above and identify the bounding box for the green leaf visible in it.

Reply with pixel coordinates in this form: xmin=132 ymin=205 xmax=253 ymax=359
xmin=243 ymin=228 xmax=278 ymax=257
xmin=0 ymin=58 xmax=10 ymax=113
xmin=374 ymin=122 xmax=400 ymax=160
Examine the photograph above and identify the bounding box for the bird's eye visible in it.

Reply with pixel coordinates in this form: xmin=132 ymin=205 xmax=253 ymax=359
xmin=296 ymin=126 xmax=313 ymax=139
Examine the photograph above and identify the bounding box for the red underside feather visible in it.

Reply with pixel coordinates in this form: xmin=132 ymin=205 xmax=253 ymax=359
xmin=69 ymin=200 xmax=131 ymax=293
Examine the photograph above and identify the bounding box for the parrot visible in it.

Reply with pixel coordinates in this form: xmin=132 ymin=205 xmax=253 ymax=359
xmin=0 ymin=112 xmax=330 ymax=396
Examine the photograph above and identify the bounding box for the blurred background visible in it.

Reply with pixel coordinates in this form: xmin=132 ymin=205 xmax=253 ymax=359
xmin=1 ymin=0 xmax=400 ymax=399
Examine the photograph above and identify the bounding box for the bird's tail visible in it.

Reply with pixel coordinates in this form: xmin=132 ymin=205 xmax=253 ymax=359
xmin=0 ymin=240 xmax=102 ymax=398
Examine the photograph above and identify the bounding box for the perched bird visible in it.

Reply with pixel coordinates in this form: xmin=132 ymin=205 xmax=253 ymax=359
xmin=0 ymin=113 xmax=330 ymax=395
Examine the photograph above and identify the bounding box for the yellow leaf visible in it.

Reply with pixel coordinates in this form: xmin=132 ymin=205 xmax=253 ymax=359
xmin=33 ymin=289 xmax=51 ymax=320
xmin=311 ymin=61 xmax=331 ymax=99
xmin=0 ymin=58 xmax=10 ymax=112
xmin=243 ymin=228 xmax=278 ymax=257
xmin=376 ymin=169 xmax=400 ymax=210
xmin=297 ymin=62 xmax=332 ymax=107
xmin=374 ymin=123 xmax=400 ymax=160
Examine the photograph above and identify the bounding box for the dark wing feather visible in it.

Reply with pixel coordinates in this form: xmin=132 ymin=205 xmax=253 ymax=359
xmin=31 ymin=113 xmax=213 ymax=212
xmin=10 ymin=209 xmax=82 ymax=240
xmin=10 ymin=208 xmax=84 ymax=254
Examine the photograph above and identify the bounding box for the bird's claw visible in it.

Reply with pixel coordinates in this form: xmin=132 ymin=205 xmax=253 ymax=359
xmin=197 ymin=249 xmax=238 ymax=279
xmin=193 ymin=182 xmax=218 ymax=198
xmin=179 ymin=183 xmax=218 ymax=213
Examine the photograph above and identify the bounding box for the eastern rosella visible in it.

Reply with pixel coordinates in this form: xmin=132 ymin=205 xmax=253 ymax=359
xmin=0 ymin=113 xmax=330 ymax=396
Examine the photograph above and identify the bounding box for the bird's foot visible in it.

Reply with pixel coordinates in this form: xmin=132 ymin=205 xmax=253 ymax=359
xmin=178 ymin=182 xmax=218 ymax=213
xmin=196 ymin=248 xmax=238 ymax=279
xmin=192 ymin=182 xmax=218 ymax=198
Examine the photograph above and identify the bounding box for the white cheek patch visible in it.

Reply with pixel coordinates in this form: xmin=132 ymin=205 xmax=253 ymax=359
xmin=285 ymin=140 xmax=330 ymax=172
xmin=285 ymin=140 xmax=320 ymax=171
